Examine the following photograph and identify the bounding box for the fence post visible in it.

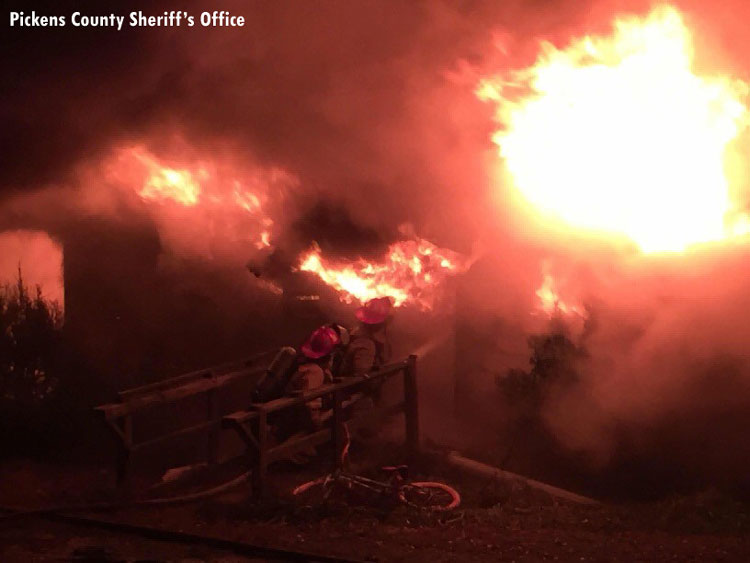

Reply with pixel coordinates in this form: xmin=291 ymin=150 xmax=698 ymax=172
xmin=332 ymin=389 xmax=345 ymax=470
xmin=404 ymin=355 xmax=420 ymax=463
xmin=116 ymin=414 xmax=133 ymax=495
xmin=252 ymin=406 xmax=268 ymax=499
xmin=206 ymin=376 xmax=220 ymax=465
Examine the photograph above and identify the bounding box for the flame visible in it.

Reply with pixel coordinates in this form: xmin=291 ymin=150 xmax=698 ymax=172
xmin=104 ymin=146 xmax=291 ymax=255
xmin=535 ymin=273 xmax=582 ymax=318
xmin=233 ymin=182 xmax=262 ymax=212
xmin=131 ymin=148 xmax=201 ymax=206
xmin=257 ymin=230 xmax=271 ymax=249
xmin=533 ymin=267 xmax=586 ymax=340
xmin=298 ymin=238 xmax=471 ymax=309
xmin=478 ymin=5 xmax=750 ymax=253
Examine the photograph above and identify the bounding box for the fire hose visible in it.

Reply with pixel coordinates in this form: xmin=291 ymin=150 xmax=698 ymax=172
xmin=0 ymin=471 xmax=365 ymax=562
xmin=0 ymin=501 xmax=359 ymax=563
xmin=0 ymin=470 xmax=251 ymax=521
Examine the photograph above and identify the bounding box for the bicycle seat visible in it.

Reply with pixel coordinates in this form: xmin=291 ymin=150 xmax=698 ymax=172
xmin=381 ymin=465 xmax=409 ymax=478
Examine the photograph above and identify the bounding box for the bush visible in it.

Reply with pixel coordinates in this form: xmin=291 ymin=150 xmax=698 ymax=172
xmin=0 ymin=268 xmax=66 ymax=457
xmin=0 ymin=268 xmax=63 ymax=405
xmin=527 ymin=331 xmax=584 ymax=387
xmin=496 ymin=331 xmax=585 ymax=412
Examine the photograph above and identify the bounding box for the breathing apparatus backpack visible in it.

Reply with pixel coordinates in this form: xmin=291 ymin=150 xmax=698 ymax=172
xmin=251 ymin=346 xmax=299 ymax=403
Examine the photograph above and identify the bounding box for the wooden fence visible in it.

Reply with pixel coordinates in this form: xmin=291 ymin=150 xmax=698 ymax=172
xmin=94 ymin=352 xmax=273 ymax=492
xmin=95 ymin=353 xmax=419 ymax=498
xmin=223 ymin=354 xmax=419 ymax=497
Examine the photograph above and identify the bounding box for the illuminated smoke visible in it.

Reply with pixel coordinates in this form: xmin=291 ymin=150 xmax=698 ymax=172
xmin=0 ymin=230 xmax=64 ymax=309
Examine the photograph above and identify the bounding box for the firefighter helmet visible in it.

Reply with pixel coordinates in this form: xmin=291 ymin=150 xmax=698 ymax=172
xmin=355 ymin=296 xmax=393 ymax=325
xmin=301 ymin=325 xmax=339 ymax=359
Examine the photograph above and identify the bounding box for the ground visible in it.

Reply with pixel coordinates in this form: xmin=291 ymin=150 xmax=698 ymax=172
xmin=1 ymin=452 xmax=749 ymax=562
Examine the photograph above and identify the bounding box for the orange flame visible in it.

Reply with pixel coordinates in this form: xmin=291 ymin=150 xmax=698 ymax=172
xmin=131 ymin=148 xmax=201 ymax=206
xmin=105 ymin=146 xmax=290 ymax=255
xmin=298 ymin=238 xmax=471 ymax=309
xmin=535 ymin=273 xmax=583 ymax=318
xmin=478 ymin=5 xmax=750 ymax=253
xmin=533 ymin=266 xmax=587 ymax=340
xmin=257 ymin=230 xmax=271 ymax=249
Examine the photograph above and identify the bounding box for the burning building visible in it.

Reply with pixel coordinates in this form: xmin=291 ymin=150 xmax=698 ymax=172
xmin=4 ymin=0 xmax=750 ymax=501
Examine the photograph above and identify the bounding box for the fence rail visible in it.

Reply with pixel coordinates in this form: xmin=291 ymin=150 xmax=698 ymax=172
xmin=95 ymin=354 xmax=272 ymax=491
xmin=222 ymin=355 xmax=419 ymax=497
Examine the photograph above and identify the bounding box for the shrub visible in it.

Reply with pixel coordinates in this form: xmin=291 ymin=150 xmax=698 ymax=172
xmin=0 ymin=268 xmax=67 ymax=457
xmin=0 ymin=268 xmax=63 ymax=405
xmin=496 ymin=330 xmax=585 ymax=410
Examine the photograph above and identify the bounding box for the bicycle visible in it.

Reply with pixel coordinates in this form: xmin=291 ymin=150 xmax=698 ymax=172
xmin=292 ymin=465 xmax=460 ymax=511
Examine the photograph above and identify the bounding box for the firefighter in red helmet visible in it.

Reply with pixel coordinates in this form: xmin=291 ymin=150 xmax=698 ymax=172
xmin=285 ymin=325 xmax=339 ymax=425
xmin=340 ymin=296 xmax=393 ymax=377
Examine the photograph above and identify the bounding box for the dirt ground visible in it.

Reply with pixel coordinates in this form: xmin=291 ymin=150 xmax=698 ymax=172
xmin=1 ymin=453 xmax=749 ymax=562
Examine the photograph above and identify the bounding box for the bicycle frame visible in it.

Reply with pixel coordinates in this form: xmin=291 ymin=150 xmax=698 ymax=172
xmin=337 ymin=472 xmax=401 ymax=496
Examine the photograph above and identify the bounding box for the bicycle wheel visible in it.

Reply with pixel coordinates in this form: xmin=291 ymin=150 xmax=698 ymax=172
xmin=294 ymin=474 xmax=360 ymax=507
xmin=399 ymin=481 xmax=461 ymax=511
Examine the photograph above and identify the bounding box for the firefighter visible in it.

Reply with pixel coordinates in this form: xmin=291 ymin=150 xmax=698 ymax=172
xmin=333 ymin=296 xmax=394 ymax=441
xmin=285 ymin=325 xmax=340 ymax=425
xmin=341 ymin=296 xmax=393 ymax=377
xmin=276 ymin=325 xmax=341 ymax=463
xmin=328 ymin=322 xmax=350 ymax=377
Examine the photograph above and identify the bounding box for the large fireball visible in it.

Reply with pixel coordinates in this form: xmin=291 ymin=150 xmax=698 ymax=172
xmin=478 ymin=5 xmax=750 ymax=253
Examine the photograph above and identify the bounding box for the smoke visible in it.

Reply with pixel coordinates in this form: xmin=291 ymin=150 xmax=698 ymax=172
xmin=540 ymin=247 xmax=750 ymax=454
xmin=480 ymin=2 xmax=750 ymax=495
xmin=1 ymin=0 xmax=571 ymax=343
xmin=0 ymin=231 xmax=64 ymax=306
xmin=0 ymin=0 xmax=610 ymax=247
xmin=0 ymin=0 xmax=528 ymax=387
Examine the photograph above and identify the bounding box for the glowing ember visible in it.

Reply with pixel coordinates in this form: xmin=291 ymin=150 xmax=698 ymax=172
xmin=298 ymin=238 xmax=471 ymax=309
xmin=478 ymin=5 xmax=750 ymax=253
